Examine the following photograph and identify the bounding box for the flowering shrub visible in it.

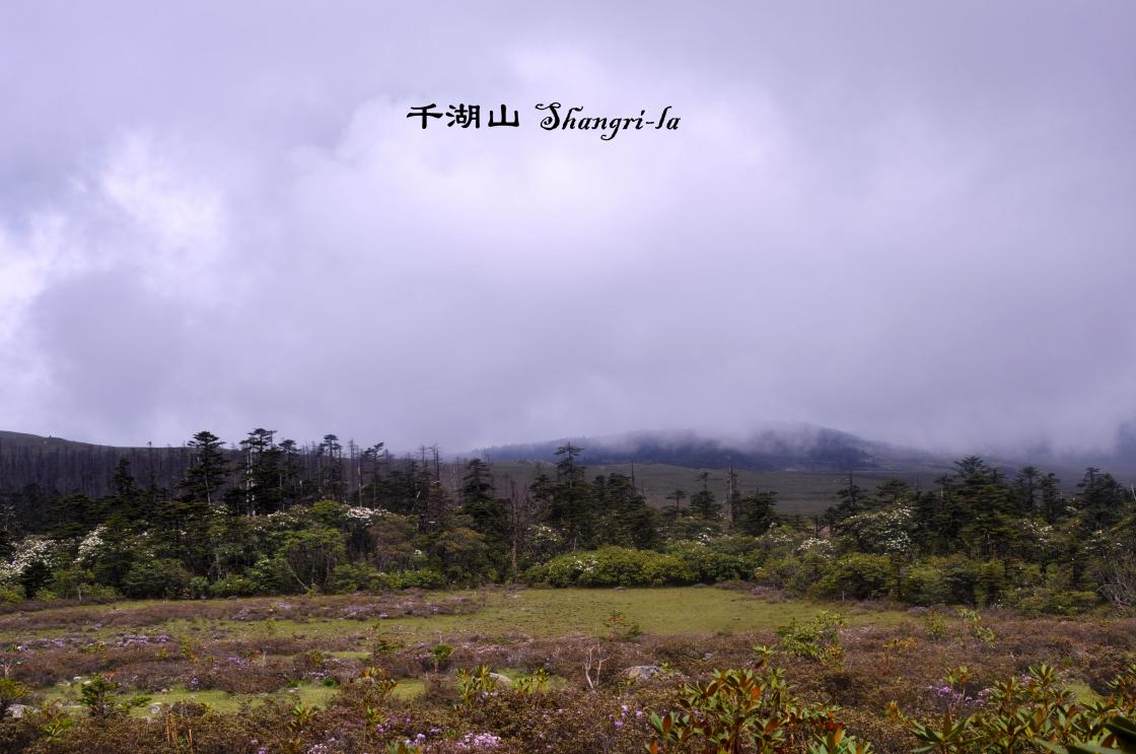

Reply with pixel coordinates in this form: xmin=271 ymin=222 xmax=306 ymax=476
xmin=893 ymin=663 xmax=1136 ymax=753
xmin=811 ymin=553 xmax=894 ymax=600
xmin=76 ymin=527 xmax=107 ymax=564
xmin=648 ymin=666 xmax=869 ymax=753
xmin=456 ymin=731 xmax=503 ymax=749
xmin=666 ymin=541 xmax=754 ymax=583
xmin=526 ymin=547 xmax=696 ymax=587
xmin=0 ymin=537 xmax=56 ymax=582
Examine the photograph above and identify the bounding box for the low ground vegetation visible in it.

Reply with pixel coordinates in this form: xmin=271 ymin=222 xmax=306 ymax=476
xmin=0 ymin=587 xmax=1134 ymax=752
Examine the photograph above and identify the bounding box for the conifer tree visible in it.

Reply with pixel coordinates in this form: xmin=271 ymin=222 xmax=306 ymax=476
xmin=690 ymin=471 xmax=721 ymax=520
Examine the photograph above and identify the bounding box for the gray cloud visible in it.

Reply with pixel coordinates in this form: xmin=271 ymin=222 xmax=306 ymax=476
xmin=1 ymin=1 xmax=1134 ymax=456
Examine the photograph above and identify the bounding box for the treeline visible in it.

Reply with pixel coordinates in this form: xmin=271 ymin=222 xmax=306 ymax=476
xmin=0 ymin=430 xmax=444 ymax=516
xmin=0 ymin=429 xmax=1134 ymax=613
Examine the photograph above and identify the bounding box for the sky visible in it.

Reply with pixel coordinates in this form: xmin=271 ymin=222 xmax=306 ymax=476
xmin=1 ymin=1 xmax=1134 ymax=457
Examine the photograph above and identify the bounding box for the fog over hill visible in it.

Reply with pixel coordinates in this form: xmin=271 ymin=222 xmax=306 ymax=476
xmin=481 ymin=424 xmax=966 ymax=473
xmin=5 ymin=418 xmax=1136 ymax=501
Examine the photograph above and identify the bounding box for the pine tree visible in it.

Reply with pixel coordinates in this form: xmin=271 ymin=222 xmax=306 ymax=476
xmin=1013 ymin=466 xmax=1041 ymax=516
xmin=824 ymin=473 xmax=866 ymax=528
xmin=109 ymin=458 xmax=142 ymax=522
xmin=180 ymin=431 xmax=228 ymax=508
xmin=736 ymin=487 xmax=777 ymax=535
xmin=547 ymin=444 xmax=595 ymax=549
xmin=460 ymin=459 xmax=509 ymax=575
xmin=1039 ymin=472 xmax=1065 ymax=524
xmin=726 ymin=464 xmax=742 ymax=526
xmin=172 ymin=430 xmax=229 ymax=573
xmin=689 ymin=471 xmax=721 ymax=520
xmin=665 ymin=488 xmax=687 ymax=521
xmin=600 ymin=473 xmax=658 ymax=548
xmin=317 ymin=434 xmax=345 ymax=500
xmin=1077 ymin=467 xmax=1128 ymax=531
xmin=237 ymin=428 xmax=284 ymax=515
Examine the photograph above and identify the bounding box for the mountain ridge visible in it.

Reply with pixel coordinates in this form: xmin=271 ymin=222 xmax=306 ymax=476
xmin=476 ymin=424 xmax=951 ymax=473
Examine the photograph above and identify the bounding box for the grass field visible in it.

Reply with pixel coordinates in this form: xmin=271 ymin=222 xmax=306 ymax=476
xmin=5 ymin=588 xmax=896 ymax=723
xmin=2 ymin=588 xmax=1134 ymax=753
xmin=0 ymin=587 xmax=899 ymax=642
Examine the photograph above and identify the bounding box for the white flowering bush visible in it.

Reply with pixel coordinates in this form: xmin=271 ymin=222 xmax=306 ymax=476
xmin=526 ymin=546 xmax=696 ymax=587
xmin=455 ymin=732 xmax=503 ymax=750
xmin=796 ymin=537 xmax=836 ymax=558
xmin=0 ymin=536 xmax=58 ymax=582
xmin=77 ymin=525 xmax=107 ymax=564
xmin=346 ymin=506 xmax=389 ymax=523
xmin=526 ymin=524 xmax=565 ymax=561
xmin=838 ymin=505 xmax=915 ymax=556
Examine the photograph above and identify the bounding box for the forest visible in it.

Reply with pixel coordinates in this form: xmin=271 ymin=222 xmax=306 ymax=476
xmin=1 ymin=429 xmax=1135 ymax=611
xmin=2 ymin=429 xmax=1136 ymax=754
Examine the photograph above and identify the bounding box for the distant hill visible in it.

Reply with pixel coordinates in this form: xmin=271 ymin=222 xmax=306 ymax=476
xmin=4 ymin=423 xmax=1134 ymax=508
xmin=477 ymin=425 xmax=949 ymax=473
xmin=0 ymin=430 xmax=194 ymax=497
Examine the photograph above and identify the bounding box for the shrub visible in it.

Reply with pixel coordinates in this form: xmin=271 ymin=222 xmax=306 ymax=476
xmin=527 ymin=547 xmax=695 ymax=587
xmin=603 ymin=610 xmax=642 ymax=641
xmin=1011 ymin=587 xmax=1100 ymax=615
xmin=903 ymin=562 xmax=951 ymax=606
xmin=208 ymin=573 xmax=258 ymax=598
xmin=371 ymin=568 xmax=446 ymax=590
xmin=649 ymin=665 xmax=868 ymax=753
xmin=957 ymin=607 xmax=997 ymax=647
xmin=923 ymin=609 xmax=949 ymax=641
xmin=79 ymin=674 xmax=150 ymax=719
xmin=933 ymin=556 xmax=984 ymax=605
xmin=279 ymin=526 xmax=347 ymax=591
xmin=120 ymin=559 xmax=192 ymax=598
xmin=776 ymin=610 xmax=846 ymax=664
xmin=0 ymin=678 xmax=31 ymax=717
xmin=246 ymin=556 xmax=295 ymax=594
xmin=666 ymin=541 xmax=752 ymax=583
xmin=752 ymin=553 xmax=829 ymax=595
xmin=329 ymin=562 xmax=379 ymax=593
xmin=812 ymin=553 xmax=894 ymax=600
xmin=895 ymin=663 xmax=1136 ymax=753
xmin=0 ymin=583 xmax=24 ymax=604
xmin=972 ymin=559 xmax=1009 ymax=607
xmin=330 ymin=563 xmax=446 ymax=592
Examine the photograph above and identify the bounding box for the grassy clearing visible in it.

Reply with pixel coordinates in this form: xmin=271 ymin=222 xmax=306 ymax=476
xmin=4 ymin=589 xmax=1135 ymax=753
xmin=43 ymin=682 xmax=345 ymax=716
xmin=1 ymin=588 xmax=903 ymax=644
xmin=371 ymin=587 xmax=901 ymax=639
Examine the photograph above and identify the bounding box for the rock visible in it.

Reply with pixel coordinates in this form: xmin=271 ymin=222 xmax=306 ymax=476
xmin=623 ymin=665 xmax=662 ymax=682
xmin=8 ymin=704 xmax=30 ymax=719
xmin=489 ymin=672 xmax=513 ymax=687
xmin=148 ymin=703 xmax=164 ymax=716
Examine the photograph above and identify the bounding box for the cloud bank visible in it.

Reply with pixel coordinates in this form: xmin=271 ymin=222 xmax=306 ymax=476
xmin=1 ymin=1 xmax=1134 ymax=456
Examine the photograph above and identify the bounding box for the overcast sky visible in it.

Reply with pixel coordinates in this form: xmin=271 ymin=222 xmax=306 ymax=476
xmin=1 ymin=1 xmax=1134 ymax=456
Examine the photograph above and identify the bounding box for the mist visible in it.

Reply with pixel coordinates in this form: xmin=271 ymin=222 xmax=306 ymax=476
xmin=1 ymin=1 xmax=1134 ymax=458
